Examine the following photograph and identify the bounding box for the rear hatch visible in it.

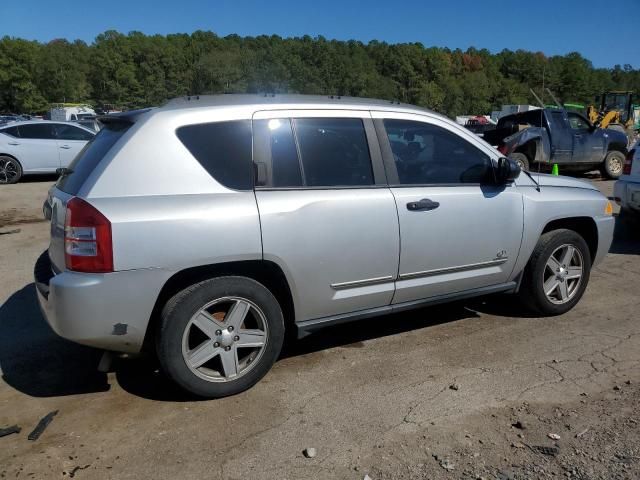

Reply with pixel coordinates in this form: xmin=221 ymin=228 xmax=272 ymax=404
xmin=45 ymin=112 xmax=145 ymax=272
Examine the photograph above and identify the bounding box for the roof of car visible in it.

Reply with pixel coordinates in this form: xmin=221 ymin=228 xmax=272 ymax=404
xmin=162 ymin=93 xmax=443 ymax=117
xmin=0 ymin=120 xmax=96 ymax=133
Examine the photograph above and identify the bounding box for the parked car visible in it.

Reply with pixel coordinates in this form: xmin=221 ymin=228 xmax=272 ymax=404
xmin=0 ymin=115 xmax=21 ymax=125
xmin=36 ymin=95 xmax=614 ymax=398
xmin=483 ymin=108 xmax=628 ymax=178
xmin=614 ymin=140 xmax=640 ymax=221
xmin=75 ymin=116 xmax=103 ymax=133
xmin=0 ymin=121 xmax=95 ymax=184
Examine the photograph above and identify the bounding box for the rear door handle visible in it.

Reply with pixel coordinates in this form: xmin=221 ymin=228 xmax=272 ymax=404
xmin=8 ymin=142 xmax=19 ymax=146
xmin=59 ymin=145 xmax=71 ymax=149
xmin=407 ymin=198 xmax=440 ymax=211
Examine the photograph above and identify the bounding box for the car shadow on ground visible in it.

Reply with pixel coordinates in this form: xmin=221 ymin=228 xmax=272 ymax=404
xmin=609 ymin=214 xmax=639 ymax=255
xmin=0 ymin=283 xmax=110 ymax=397
xmin=18 ymin=174 xmax=58 ymax=183
xmin=113 ymin=302 xmax=480 ymax=402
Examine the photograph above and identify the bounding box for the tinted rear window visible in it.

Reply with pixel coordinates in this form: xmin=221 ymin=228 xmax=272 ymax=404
xmin=176 ymin=120 xmax=253 ymax=190
xmin=56 ymin=122 xmax=130 ymax=195
xmin=17 ymin=124 xmax=57 ymax=139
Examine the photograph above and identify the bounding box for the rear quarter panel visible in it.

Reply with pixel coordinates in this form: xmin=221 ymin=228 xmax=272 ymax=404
xmin=81 ymin=106 xmax=263 ymax=273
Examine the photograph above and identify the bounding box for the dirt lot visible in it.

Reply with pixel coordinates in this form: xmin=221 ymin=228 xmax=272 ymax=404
xmin=0 ymin=176 xmax=638 ymax=480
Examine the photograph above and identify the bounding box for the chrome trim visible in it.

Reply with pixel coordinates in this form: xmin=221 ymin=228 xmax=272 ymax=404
xmin=330 ymin=275 xmax=395 ymax=290
xmin=399 ymin=258 xmax=508 ymax=281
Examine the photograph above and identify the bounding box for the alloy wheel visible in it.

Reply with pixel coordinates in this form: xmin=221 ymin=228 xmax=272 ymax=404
xmin=542 ymin=244 xmax=584 ymax=305
xmin=181 ymin=297 xmax=268 ymax=382
xmin=0 ymin=158 xmax=19 ymax=184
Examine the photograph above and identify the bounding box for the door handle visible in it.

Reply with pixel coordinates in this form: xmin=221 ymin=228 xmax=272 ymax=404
xmin=407 ymin=198 xmax=440 ymax=211
xmin=8 ymin=142 xmax=19 ymax=146
xmin=59 ymin=145 xmax=71 ymax=149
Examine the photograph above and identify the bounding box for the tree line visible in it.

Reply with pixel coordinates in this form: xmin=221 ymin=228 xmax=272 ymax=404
xmin=1 ymin=30 xmax=638 ymax=117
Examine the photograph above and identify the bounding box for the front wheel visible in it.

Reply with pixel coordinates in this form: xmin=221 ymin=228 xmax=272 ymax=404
xmin=601 ymin=151 xmax=625 ymax=179
xmin=156 ymin=276 xmax=285 ymax=398
xmin=0 ymin=156 xmax=22 ymax=184
xmin=519 ymin=229 xmax=591 ymax=316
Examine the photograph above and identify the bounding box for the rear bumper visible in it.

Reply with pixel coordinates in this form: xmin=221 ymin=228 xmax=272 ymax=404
xmin=614 ymin=179 xmax=640 ymax=213
xmin=34 ymin=251 xmax=172 ymax=353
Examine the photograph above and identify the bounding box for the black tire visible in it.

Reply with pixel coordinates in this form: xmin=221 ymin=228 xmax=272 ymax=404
xmin=509 ymin=152 xmax=530 ymax=171
xmin=518 ymin=229 xmax=592 ymax=316
xmin=156 ymin=276 xmax=285 ymax=398
xmin=601 ymin=151 xmax=625 ymax=179
xmin=0 ymin=155 xmax=23 ymax=184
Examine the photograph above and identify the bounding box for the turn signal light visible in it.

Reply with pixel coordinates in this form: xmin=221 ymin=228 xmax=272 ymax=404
xmin=604 ymin=201 xmax=613 ymax=216
xmin=64 ymin=198 xmax=113 ymax=272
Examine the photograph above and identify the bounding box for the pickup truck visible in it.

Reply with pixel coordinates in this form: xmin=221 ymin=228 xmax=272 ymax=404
xmin=483 ymin=108 xmax=628 ymax=179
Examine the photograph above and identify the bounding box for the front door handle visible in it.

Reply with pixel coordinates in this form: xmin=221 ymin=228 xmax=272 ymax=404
xmin=407 ymin=198 xmax=440 ymax=211
xmin=8 ymin=142 xmax=19 ymax=146
xmin=59 ymin=145 xmax=71 ymax=149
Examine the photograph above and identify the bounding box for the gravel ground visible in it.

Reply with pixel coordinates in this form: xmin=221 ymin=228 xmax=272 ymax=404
xmin=0 ymin=175 xmax=638 ymax=480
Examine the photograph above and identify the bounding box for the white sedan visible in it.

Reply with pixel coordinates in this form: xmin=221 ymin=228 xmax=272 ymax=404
xmin=0 ymin=120 xmax=95 ymax=184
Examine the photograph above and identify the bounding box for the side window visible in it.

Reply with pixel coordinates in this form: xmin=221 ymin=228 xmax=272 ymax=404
xmin=16 ymin=124 xmax=57 ymax=140
xmin=294 ymin=118 xmax=373 ymax=187
xmin=568 ymin=113 xmax=590 ymax=131
xmin=1 ymin=126 xmax=20 ymax=138
xmin=56 ymin=124 xmax=94 ymax=141
xmin=253 ymin=117 xmax=374 ymax=188
xmin=383 ymin=119 xmax=494 ymax=185
xmin=253 ymin=118 xmax=303 ymax=187
xmin=176 ymin=120 xmax=253 ymax=191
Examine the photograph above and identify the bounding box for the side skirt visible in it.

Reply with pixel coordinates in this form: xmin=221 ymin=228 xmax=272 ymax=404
xmin=296 ymin=282 xmax=518 ymax=339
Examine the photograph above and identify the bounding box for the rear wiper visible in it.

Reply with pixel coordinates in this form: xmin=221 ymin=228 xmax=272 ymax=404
xmin=56 ymin=167 xmax=73 ymax=177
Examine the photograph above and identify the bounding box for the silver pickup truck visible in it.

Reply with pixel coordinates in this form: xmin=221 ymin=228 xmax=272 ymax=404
xmin=36 ymin=95 xmax=615 ymax=398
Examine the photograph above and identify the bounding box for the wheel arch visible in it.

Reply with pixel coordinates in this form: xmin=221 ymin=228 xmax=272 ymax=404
xmin=605 ymin=139 xmax=627 ymax=154
xmin=143 ymin=260 xmax=296 ymax=353
xmin=541 ymin=216 xmax=598 ymax=262
xmin=0 ymin=152 xmax=22 ymax=165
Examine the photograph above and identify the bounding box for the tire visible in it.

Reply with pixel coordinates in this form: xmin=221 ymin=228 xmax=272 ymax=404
xmin=518 ymin=229 xmax=592 ymax=316
xmin=509 ymin=152 xmax=530 ymax=171
xmin=0 ymin=155 xmax=23 ymax=184
xmin=601 ymin=151 xmax=625 ymax=179
xmin=156 ymin=276 xmax=285 ymax=398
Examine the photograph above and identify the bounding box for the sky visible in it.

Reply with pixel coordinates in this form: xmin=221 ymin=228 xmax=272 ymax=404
xmin=2 ymin=0 xmax=638 ymax=69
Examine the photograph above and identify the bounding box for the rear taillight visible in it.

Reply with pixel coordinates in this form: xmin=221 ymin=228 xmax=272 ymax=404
xmin=623 ymin=149 xmax=635 ymax=175
xmin=64 ymin=198 xmax=113 ymax=273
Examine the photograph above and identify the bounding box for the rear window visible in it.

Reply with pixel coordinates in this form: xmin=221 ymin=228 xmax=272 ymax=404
xmin=56 ymin=122 xmax=130 ymax=194
xmin=0 ymin=126 xmax=19 ymax=137
xmin=176 ymin=120 xmax=253 ymax=190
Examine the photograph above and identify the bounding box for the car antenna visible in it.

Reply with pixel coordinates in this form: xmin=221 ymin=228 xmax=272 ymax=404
xmin=537 ymin=65 xmax=546 ymax=191
xmin=546 ymin=88 xmax=563 ymax=110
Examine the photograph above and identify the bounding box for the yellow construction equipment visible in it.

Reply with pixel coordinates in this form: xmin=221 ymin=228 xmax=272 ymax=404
xmin=587 ymin=91 xmax=635 ymax=140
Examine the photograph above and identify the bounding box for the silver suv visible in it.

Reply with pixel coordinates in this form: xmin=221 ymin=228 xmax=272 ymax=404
xmin=36 ymin=95 xmax=615 ymax=398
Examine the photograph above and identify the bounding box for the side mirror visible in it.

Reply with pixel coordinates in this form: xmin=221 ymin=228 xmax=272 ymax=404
xmin=496 ymin=157 xmax=521 ymax=184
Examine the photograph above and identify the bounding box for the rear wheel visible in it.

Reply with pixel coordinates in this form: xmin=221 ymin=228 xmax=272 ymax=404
xmin=156 ymin=276 xmax=285 ymax=398
xmin=519 ymin=229 xmax=591 ymax=316
xmin=510 ymin=152 xmax=530 ymax=171
xmin=601 ymin=151 xmax=625 ymax=179
xmin=0 ymin=156 xmax=22 ymax=184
